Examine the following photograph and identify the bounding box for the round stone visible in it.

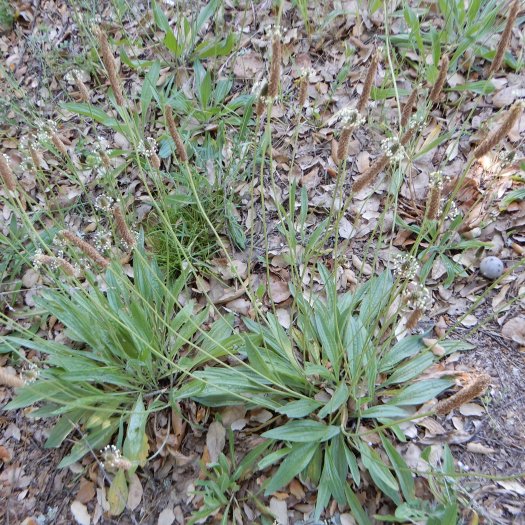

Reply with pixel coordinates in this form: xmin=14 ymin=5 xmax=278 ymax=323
xmin=479 ymin=256 xmax=504 ymax=280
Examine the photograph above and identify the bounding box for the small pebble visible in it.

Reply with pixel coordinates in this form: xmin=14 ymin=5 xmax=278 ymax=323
xmin=479 ymin=256 xmax=504 ymax=280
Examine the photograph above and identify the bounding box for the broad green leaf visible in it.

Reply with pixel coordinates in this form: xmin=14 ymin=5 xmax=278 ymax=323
xmin=380 ymin=335 xmax=424 ymax=372
xmin=58 ymin=421 xmax=118 ymax=468
xmin=389 ymin=378 xmax=454 ymax=406
xmin=500 ymin=188 xmax=525 ymax=211
xmin=276 ymin=398 xmax=322 ymax=418
xmin=263 ymin=442 xmax=318 ymax=495
xmin=318 ymin=382 xmax=349 ymax=419
xmin=108 ymin=469 xmax=128 ymax=516
xmin=345 ymin=485 xmax=373 ymax=525
xmin=360 ymin=405 xmax=410 ymax=419
xmin=359 ymin=442 xmax=400 ymax=504
xmin=381 ymin=435 xmax=415 ymax=502
xmin=61 ymin=102 xmax=119 ymax=128
xmin=262 ymin=420 xmax=340 ymax=443
xmin=258 ymin=447 xmax=291 ymax=470
xmin=325 ymin=436 xmax=347 ymax=505
xmin=123 ymin=395 xmax=149 ymax=471
xmin=45 ymin=410 xmax=84 ymax=448
xmin=448 ymin=80 xmax=495 ymax=95
xmin=344 ymin=443 xmax=360 ymax=486
xmin=385 ymin=352 xmax=434 ymax=385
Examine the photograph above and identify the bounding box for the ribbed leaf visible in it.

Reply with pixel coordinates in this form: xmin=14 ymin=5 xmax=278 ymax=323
xmin=262 ymin=420 xmax=340 ymax=443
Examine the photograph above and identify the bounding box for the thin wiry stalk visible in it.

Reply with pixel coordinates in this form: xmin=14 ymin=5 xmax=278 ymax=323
xmin=487 ymin=0 xmax=519 ymax=77
xmin=429 ymin=55 xmax=449 ymax=103
xmin=473 ymin=102 xmax=523 ymax=159
xmin=96 ymin=28 xmax=125 ymax=106
xmin=435 ymin=374 xmax=490 ymax=415
xmin=356 ymin=50 xmax=379 ymax=113
xmin=61 ymin=230 xmax=110 ymax=268
xmin=165 ymin=106 xmax=188 ymax=162
xmin=0 ymin=154 xmax=16 ymax=192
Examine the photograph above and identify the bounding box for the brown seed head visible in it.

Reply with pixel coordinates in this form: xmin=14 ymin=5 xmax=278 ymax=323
xmin=34 ymin=255 xmax=77 ymax=276
xmin=401 ymin=87 xmax=418 ymax=127
xmin=337 ymin=126 xmax=354 ymax=165
xmin=356 ymin=50 xmax=379 ymax=114
xmin=473 ymin=102 xmax=523 ymax=159
xmin=0 ymin=368 xmax=25 ymax=388
xmin=112 ymin=204 xmax=136 ymax=250
xmin=488 ymin=0 xmax=520 ymax=77
xmin=165 ymin=106 xmax=188 ymax=162
xmin=96 ymin=28 xmax=125 ymax=106
xmin=61 ymin=230 xmax=110 ymax=268
xmin=51 ymin=133 xmax=69 ymax=158
xmin=0 ymin=154 xmax=16 ymax=192
xmin=267 ymin=31 xmax=282 ymax=100
xmin=429 ymin=55 xmax=449 ymax=103
xmin=435 ymin=374 xmax=491 ymax=415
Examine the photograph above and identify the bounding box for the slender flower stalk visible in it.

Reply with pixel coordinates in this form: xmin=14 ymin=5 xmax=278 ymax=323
xmin=165 ymin=106 xmax=188 ymax=162
xmin=61 ymin=230 xmax=110 ymax=268
xmin=401 ymin=87 xmax=418 ymax=127
xmin=487 ymin=0 xmax=519 ymax=77
xmin=34 ymin=255 xmax=77 ymax=276
xmin=435 ymin=374 xmax=491 ymax=415
xmin=96 ymin=28 xmax=125 ymax=106
xmin=0 ymin=154 xmax=16 ymax=192
xmin=267 ymin=29 xmax=282 ymax=100
xmin=429 ymin=55 xmax=449 ymax=103
xmin=112 ymin=204 xmax=136 ymax=250
xmin=356 ymin=50 xmax=379 ymax=113
xmin=0 ymin=368 xmax=25 ymax=388
xmin=473 ymin=102 xmax=523 ymax=159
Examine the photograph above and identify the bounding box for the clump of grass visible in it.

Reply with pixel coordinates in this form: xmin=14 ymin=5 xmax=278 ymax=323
xmin=146 ymin=175 xmax=226 ymax=277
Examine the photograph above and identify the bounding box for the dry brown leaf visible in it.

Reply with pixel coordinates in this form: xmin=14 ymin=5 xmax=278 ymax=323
xmin=0 ymin=445 xmax=12 ymax=463
xmin=70 ymin=501 xmax=91 ymax=525
xmin=269 ymin=497 xmax=289 ymax=525
xmin=157 ymin=507 xmax=176 ymax=525
xmin=233 ymin=52 xmax=264 ymax=79
xmin=206 ymin=421 xmax=226 ymax=464
xmin=467 ymin=442 xmax=496 ymax=455
xmin=289 ymin=479 xmax=305 ymax=500
xmin=501 ymin=316 xmax=525 ymax=345
xmin=268 ymin=276 xmax=291 ymax=303
xmin=126 ymin=473 xmax=143 ymax=511
xmin=76 ymin=478 xmax=96 ymax=504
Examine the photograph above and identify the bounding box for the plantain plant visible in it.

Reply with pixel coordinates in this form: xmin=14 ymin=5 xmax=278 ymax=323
xmin=3 ymin=242 xmax=239 ymax=468
xmin=174 ymin=265 xmax=472 ymax=520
